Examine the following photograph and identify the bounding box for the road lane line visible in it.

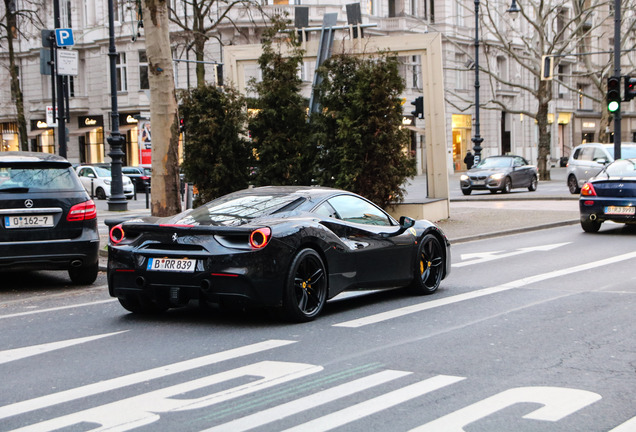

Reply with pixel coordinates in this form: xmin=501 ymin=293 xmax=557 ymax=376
xmin=0 ymin=339 xmax=295 ymax=420
xmin=0 ymin=331 xmax=127 ymax=365
xmin=280 ymin=375 xmax=465 ymax=432
xmin=0 ymin=298 xmax=117 ymax=320
xmin=202 ymin=370 xmax=412 ymax=432
xmin=334 ymin=251 xmax=636 ymax=328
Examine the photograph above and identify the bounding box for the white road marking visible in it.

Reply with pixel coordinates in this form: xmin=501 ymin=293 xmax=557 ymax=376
xmin=12 ymin=361 xmax=322 ymax=432
xmin=334 ymin=251 xmax=636 ymax=328
xmin=0 ymin=298 xmax=116 ymax=320
xmin=0 ymin=339 xmax=295 ymax=421
xmin=280 ymin=375 xmax=465 ymax=432
xmin=609 ymin=415 xmax=636 ymax=431
xmin=411 ymin=386 xmax=601 ymax=431
xmin=203 ymin=370 xmax=413 ymax=432
xmin=455 ymin=242 xmax=571 ymax=267
xmin=0 ymin=331 xmax=127 ymax=365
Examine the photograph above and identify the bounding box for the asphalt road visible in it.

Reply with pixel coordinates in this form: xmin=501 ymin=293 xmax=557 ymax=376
xmin=2 ymin=222 xmax=636 ymax=431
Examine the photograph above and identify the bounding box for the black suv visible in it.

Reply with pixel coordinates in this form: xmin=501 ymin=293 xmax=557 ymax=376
xmin=0 ymin=152 xmax=100 ymax=284
xmin=122 ymin=166 xmax=151 ymax=192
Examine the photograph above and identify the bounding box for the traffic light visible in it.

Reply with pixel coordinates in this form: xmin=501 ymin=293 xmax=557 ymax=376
xmin=607 ymin=76 xmax=621 ymax=113
xmin=179 ymin=117 xmax=185 ymax=133
xmin=625 ymin=76 xmax=636 ymax=101
xmin=410 ymin=96 xmax=423 ymax=119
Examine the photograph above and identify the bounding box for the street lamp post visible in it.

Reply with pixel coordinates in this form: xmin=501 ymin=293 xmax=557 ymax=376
xmin=472 ymin=0 xmax=484 ymax=165
xmin=106 ymin=0 xmax=127 ymax=211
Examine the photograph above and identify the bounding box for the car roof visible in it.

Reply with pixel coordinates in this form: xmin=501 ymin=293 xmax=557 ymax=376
xmin=0 ymin=151 xmax=70 ymax=165
xmin=232 ymin=185 xmax=343 ymax=199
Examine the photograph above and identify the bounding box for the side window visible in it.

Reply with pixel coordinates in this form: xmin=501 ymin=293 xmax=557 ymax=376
xmin=327 ymin=195 xmax=392 ymax=226
xmin=592 ymin=148 xmax=607 ymax=161
xmin=579 ymin=148 xmax=594 ymax=161
xmin=572 ymin=148 xmax=581 ymax=160
xmin=513 ymin=157 xmax=526 ymax=167
xmin=314 ymin=202 xmax=339 ymax=219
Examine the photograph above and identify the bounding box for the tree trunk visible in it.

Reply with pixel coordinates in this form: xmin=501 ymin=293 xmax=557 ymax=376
xmin=536 ymin=81 xmax=552 ymax=181
xmin=5 ymin=0 xmax=29 ymax=151
xmin=142 ymin=0 xmax=181 ymax=216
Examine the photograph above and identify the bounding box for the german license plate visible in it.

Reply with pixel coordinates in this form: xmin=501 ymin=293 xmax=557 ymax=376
xmin=4 ymin=215 xmax=54 ymax=228
xmin=147 ymin=257 xmax=196 ymax=273
xmin=604 ymin=206 xmax=635 ymax=215
xmin=472 ymin=180 xmax=485 ymax=186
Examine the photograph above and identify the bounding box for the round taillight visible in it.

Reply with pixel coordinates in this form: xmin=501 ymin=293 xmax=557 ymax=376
xmin=110 ymin=224 xmax=125 ymax=244
xmin=249 ymin=227 xmax=271 ymax=249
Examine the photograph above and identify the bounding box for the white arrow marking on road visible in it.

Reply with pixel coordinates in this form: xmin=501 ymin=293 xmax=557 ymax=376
xmin=334 ymin=250 xmax=636 ymax=328
xmin=411 ymin=386 xmax=601 ymax=431
xmin=455 ymin=242 xmax=571 ymax=268
xmin=280 ymin=375 xmax=465 ymax=432
xmin=0 ymin=339 xmax=295 ymax=421
xmin=203 ymin=370 xmax=414 ymax=432
xmin=0 ymin=331 xmax=127 ymax=365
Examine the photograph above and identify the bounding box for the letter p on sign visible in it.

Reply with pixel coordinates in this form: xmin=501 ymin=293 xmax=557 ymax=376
xmin=55 ymin=28 xmax=74 ymax=47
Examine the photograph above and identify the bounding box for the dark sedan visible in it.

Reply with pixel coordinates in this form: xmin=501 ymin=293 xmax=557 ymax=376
xmin=106 ymin=186 xmax=451 ymax=321
xmin=579 ymin=158 xmax=636 ymax=233
xmin=460 ymin=155 xmax=538 ymax=195
xmin=0 ymin=152 xmax=100 ymax=284
xmin=122 ymin=166 xmax=151 ymax=192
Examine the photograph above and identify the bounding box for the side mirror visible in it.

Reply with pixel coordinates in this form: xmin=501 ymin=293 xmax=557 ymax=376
xmin=382 ymin=216 xmax=415 ymax=238
xmin=596 ymin=158 xmax=609 ymax=165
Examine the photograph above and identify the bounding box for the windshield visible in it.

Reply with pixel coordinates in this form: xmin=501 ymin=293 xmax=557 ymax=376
xmin=475 ymin=157 xmax=512 ymax=169
xmin=0 ymin=165 xmax=81 ymax=192
xmin=174 ymin=193 xmax=306 ymax=226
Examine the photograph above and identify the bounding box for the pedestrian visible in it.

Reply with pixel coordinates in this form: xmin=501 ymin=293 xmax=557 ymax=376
xmin=464 ymin=151 xmax=474 ymax=170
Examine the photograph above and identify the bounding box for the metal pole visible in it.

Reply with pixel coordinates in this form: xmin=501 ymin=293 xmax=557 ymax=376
xmin=613 ymin=0 xmax=622 ymax=158
xmin=471 ymin=0 xmax=483 ymax=164
xmin=53 ymin=0 xmax=66 ymax=157
xmin=106 ymin=0 xmax=127 ymax=211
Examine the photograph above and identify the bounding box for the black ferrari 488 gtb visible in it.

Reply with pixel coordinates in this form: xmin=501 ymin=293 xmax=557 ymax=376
xmin=106 ymin=186 xmax=451 ymax=321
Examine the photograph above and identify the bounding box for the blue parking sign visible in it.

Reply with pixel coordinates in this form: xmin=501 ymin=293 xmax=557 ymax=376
xmin=55 ymin=28 xmax=74 ymax=47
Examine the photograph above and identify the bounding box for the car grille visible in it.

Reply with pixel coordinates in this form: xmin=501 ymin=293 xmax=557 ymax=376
xmin=469 ymin=175 xmax=488 ymax=181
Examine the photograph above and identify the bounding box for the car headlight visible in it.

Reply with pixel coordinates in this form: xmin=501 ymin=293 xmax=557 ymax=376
xmin=460 ymin=174 xmax=469 ymax=181
xmin=104 ymin=179 xmax=111 ymax=185
xmin=489 ymin=173 xmax=504 ymax=180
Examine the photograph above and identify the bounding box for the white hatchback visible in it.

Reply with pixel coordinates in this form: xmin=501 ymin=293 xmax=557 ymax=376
xmin=566 ymin=142 xmax=636 ymax=193
xmin=76 ymin=165 xmax=134 ymax=200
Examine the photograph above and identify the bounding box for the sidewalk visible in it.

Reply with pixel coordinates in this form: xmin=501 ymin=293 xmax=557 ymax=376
xmin=96 ymin=167 xmax=581 ymax=269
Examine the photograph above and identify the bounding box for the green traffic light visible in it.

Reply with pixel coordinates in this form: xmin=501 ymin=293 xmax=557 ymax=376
xmin=608 ymin=100 xmax=620 ymax=112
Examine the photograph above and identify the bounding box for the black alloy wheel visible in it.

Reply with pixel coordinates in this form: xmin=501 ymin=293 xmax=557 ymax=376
xmin=68 ymin=262 xmax=99 ymax=285
xmin=528 ymin=175 xmax=538 ymax=191
xmin=568 ymin=175 xmax=581 ymax=194
xmin=581 ymin=217 xmax=601 ymax=233
xmin=408 ymin=234 xmax=444 ymax=295
xmin=96 ymin=187 xmax=106 ymax=200
xmin=502 ymin=177 xmax=512 ymax=194
xmin=282 ymin=248 xmax=327 ymax=322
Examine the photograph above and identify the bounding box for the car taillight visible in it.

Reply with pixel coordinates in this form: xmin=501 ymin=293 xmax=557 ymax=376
xmin=110 ymin=224 xmax=125 ymax=244
xmin=249 ymin=227 xmax=271 ymax=249
xmin=581 ymin=183 xmax=597 ymax=196
xmin=67 ymin=200 xmax=97 ymax=221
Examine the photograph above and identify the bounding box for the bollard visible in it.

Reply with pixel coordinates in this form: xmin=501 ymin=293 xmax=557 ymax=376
xmin=186 ymin=183 xmax=193 ymax=209
xmin=145 ymin=184 xmax=150 ymax=209
xmin=90 ymin=178 xmax=94 ymax=198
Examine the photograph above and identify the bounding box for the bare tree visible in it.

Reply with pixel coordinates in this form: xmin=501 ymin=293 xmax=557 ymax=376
xmin=168 ymin=0 xmax=265 ymax=87
xmin=0 ymin=0 xmax=44 ymax=151
xmin=142 ymin=0 xmax=181 ymax=216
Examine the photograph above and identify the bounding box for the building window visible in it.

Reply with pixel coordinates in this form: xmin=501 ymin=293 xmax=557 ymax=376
xmin=455 ymin=54 xmax=466 ymax=90
xmin=139 ymin=50 xmax=149 ymax=90
xmin=66 ymin=1 xmax=72 ymax=28
xmin=424 ymin=0 xmax=435 ymax=22
xmin=116 ymin=52 xmax=128 ymax=92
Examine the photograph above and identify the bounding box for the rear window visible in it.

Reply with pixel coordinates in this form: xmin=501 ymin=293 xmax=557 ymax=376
xmin=176 ymin=194 xmax=306 ymax=226
xmin=0 ymin=164 xmax=81 ymax=192
xmin=607 ymin=146 xmax=636 ymax=159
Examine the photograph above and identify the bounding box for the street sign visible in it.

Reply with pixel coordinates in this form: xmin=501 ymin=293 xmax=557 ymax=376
xmin=57 ymin=50 xmax=78 ymax=76
xmin=55 ymin=28 xmax=74 ymax=47
xmin=46 ymin=106 xmax=58 ymax=127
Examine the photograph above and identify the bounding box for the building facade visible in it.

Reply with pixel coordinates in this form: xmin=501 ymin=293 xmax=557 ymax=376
xmin=1 ymin=0 xmax=634 ymax=173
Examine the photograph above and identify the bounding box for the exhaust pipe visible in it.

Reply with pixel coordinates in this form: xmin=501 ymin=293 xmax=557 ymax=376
xmin=590 ymin=214 xmax=597 ymax=221
xmin=70 ymin=260 xmax=83 ymax=267
xmin=135 ymin=276 xmax=146 ymax=287
xmin=200 ymin=279 xmax=212 ymax=292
